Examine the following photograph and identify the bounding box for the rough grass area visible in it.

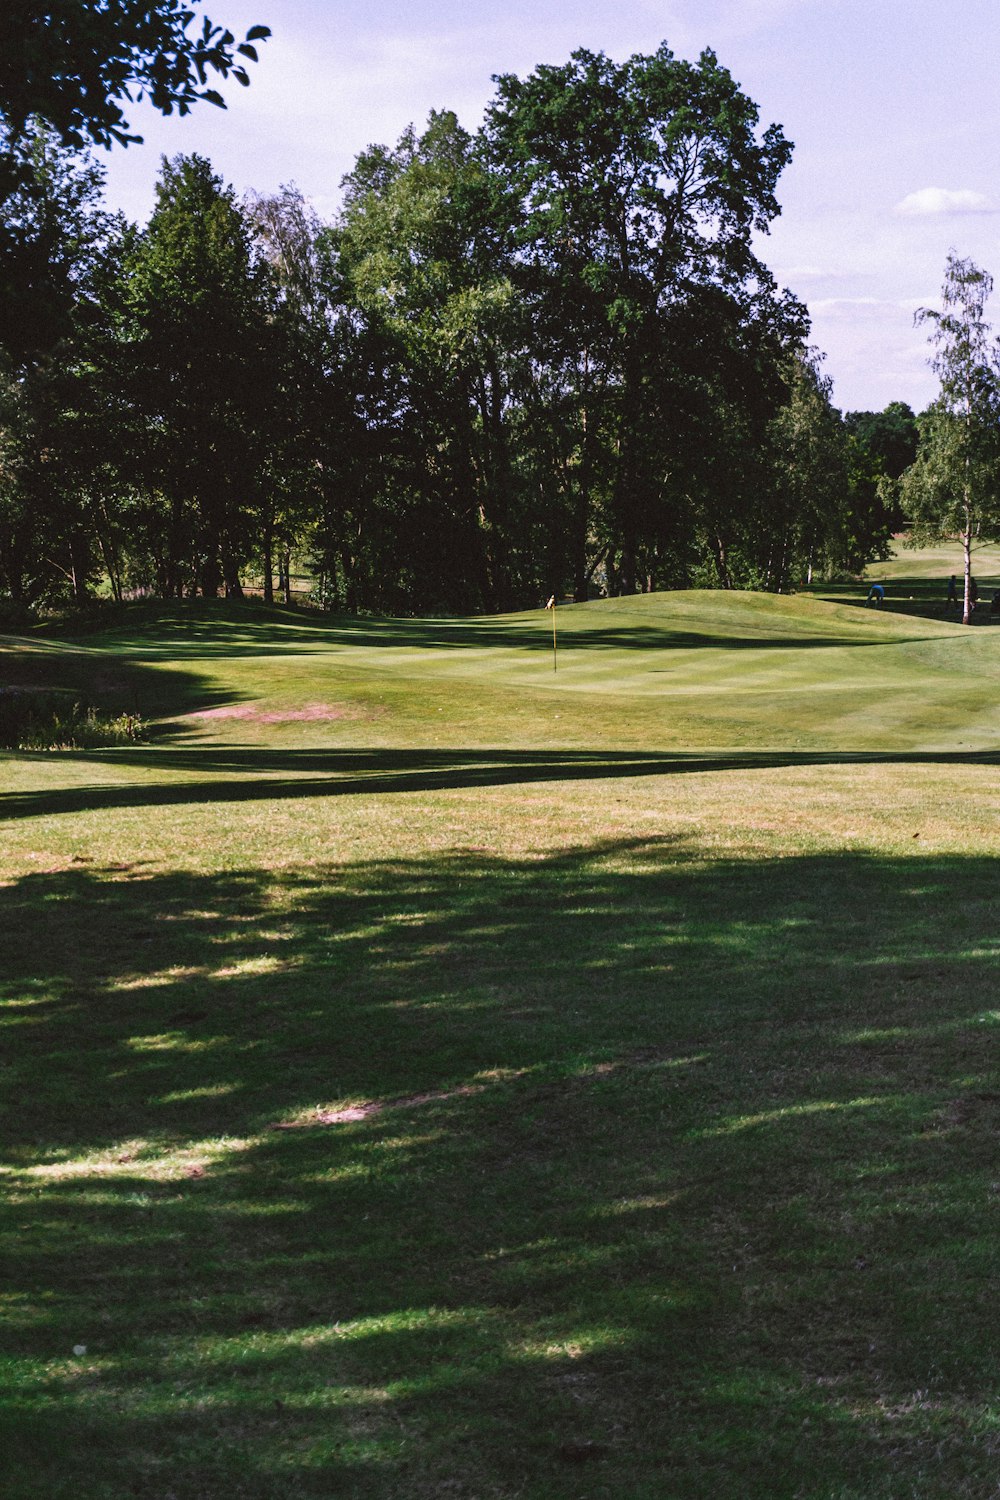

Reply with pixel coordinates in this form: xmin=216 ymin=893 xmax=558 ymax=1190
xmin=1 ymin=565 xmax=998 ymax=1499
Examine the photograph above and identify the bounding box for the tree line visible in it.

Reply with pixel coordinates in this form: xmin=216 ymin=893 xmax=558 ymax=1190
xmin=1 ymin=42 xmax=911 ymax=617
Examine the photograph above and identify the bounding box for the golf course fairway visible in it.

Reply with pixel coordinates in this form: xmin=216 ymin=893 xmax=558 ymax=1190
xmin=1 ymin=587 xmax=998 ymax=1499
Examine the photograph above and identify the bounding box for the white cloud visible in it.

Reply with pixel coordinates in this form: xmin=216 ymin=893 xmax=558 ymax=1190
xmin=774 ymin=264 xmax=860 ymax=282
xmin=894 ymin=187 xmax=996 ymax=217
xmin=810 ymin=297 xmax=930 ymax=315
xmin=811 ymin=297 xmax=882 ymax=311
xmin=804 ymin=294 xmax=937 ymax=411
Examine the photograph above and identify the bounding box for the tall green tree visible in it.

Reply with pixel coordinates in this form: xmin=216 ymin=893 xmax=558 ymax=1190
xmin=482 ymin=43 xmax=805 ymax=594
xmin=845 ymin=401 xmax=918 ymax=531
xmin=0 ymin=124 xmax=125 ymax=608
xmin=245 ymin=183 xmax=356 ymax=606
xmin=899 ymin=254 xmax=1000 ymax=624
xmin=118 ymin=153 xmax=278 ymax=597
xmin=327 ymin=112 xmax=525 ymax=612
xmin=763 ymin=351 xmax=889 ymax=590
xmin=845 ymin=402 xmax=919 ymax=481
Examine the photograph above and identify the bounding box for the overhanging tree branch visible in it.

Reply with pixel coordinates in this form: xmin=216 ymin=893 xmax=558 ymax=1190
xmin=0 ymin=3 xmax=270 ymax=153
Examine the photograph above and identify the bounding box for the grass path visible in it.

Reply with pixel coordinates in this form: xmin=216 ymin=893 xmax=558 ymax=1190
xmin=1 ymin=587 xmax=999 ymax=1498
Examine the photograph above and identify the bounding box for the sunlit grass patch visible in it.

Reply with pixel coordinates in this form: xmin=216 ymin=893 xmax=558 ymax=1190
xmin=7 ymin=1134 xmax=260 ymax=1183
xmin=112 ymin=965 xmax=205 ymax=990
xmin=702 ymin=1096 xmax=897 ymax=1137
xmin=123 ymin=1031 xmax=234 ymax=1052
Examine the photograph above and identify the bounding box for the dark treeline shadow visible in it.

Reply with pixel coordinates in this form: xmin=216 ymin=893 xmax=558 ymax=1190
xmin=0 ymin=643 xmax=240 ymax=722
xmin=2 ymin=841 xmax=998 ymax=1497
xmin=3 ymin=744 xmax=1000 ymax=823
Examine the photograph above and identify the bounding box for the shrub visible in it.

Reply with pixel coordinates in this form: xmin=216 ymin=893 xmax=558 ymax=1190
xmin=0 ymin=690 xmax=145 ymax=750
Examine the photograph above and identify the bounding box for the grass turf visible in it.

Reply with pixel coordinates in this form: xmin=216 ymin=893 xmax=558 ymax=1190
xmin=1 ymin=571 xmax=999 ymax=1498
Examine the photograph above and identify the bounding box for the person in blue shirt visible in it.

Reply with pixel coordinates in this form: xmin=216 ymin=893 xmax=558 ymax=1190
xmin=866 ymin=583 xmax=885 ymax=607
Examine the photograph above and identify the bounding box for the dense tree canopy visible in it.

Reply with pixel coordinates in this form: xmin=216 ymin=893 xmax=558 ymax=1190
xmin=0 ymin=123 xmax=125 ymax=606
xmin=482 ymin=44 xmax=806 ymax=595
xmin=845 ymin=402 xmax=919 ymax=482
xmin=0 ymin=39 xmax=903 ymax=618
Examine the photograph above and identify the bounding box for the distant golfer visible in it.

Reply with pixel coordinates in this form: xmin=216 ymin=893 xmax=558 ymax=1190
xmin=946 ymin=575 xmax=958 ymax=610
xmin=866 ymin=583 xmax=884 ymax=607
xmin=970 ymin=577 xmax=979 ymax=612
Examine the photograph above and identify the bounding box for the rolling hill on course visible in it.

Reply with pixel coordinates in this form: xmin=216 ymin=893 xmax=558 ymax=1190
xmin=5 ymin=588 xmax=1000 ymax=786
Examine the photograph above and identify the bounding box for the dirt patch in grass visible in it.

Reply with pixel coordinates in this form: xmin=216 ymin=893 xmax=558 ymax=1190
xmin=189 ymin=702 xmax=371 ymax=723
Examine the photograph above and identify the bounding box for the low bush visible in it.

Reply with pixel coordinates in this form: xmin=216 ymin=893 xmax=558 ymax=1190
xmin=0 ymin=689 xmax=145 ymax=749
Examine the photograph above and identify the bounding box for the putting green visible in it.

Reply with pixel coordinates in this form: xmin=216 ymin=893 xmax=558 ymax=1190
xmin=6 ymin=587 xmax=1000 ymax=766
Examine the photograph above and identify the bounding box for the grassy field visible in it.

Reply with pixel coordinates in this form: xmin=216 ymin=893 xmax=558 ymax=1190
xmin=2 ymin=575 xmax=999 ymax=1498
xmin=808 ymin=536 xmax=1000 ymax=623
xmin=866 ymin=537 xmax=1000 ymax=584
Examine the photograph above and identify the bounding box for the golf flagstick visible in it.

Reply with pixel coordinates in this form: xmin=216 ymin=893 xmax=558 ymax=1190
xmin=545 ymin=595 xmax=557 ymax=671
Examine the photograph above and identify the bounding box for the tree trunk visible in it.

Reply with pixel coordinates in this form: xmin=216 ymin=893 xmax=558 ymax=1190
xmin=222 ymin=547 xmax=244 ymax=599
xmin=619 ymin=538 xmax=636 ymax=594
xmin=69 ymin=531 xmax=90 ymax=602
xmin=262 ymin=525 xmax=274 ymax=605
xmin=94 ymin=502 xmax=123 ymax=602
xmin=711 ymin=533 xmax=732 ymax=590
xmin=200 ymin=555 xmax=221 ymax=598
xmin=963 ymin=510 xmax=973 ymax=626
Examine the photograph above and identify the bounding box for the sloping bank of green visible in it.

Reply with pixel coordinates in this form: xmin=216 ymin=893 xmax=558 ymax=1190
xmin=1 ymin=591 xmax=998 ymax=1499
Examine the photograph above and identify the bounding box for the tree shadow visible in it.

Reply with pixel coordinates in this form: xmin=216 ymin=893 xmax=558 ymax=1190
xmin=3 ymin=743 xmax=1000 ymax=822
xmin=0 ymin=639 xmax=241 ymax=720
xmin=2 ymin=842 xmax=998 ymax=1496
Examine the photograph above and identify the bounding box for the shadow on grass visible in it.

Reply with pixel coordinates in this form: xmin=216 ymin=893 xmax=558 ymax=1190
xmin=3 ymin=743 xmax=1000 ymax=822
xmin=0 ymin=641 xmax=241 ymax=721
xmin=1 ymin=842 xmax=998 ymax=1498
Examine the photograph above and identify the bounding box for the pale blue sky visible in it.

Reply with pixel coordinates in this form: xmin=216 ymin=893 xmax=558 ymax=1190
xmin=99 ymin=0 xmax=1000 ymax=413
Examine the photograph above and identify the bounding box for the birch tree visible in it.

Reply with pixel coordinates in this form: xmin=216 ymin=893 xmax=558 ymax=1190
xmin=901 ymin=254 xmax=1000 ymax=625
